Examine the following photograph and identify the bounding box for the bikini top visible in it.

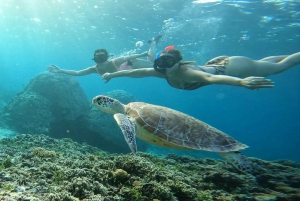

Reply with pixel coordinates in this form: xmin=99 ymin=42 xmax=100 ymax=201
xmin=156 ymin=65 xmax=209 ymax=90
xmin=94 ymin=59 xmax=132 ymax=75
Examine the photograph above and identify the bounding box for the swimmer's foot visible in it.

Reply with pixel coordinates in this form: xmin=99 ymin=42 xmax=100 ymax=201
xmin=148 ymin=34 xmax=163 ymax=44
xmin=154 ymin=34 xmax=163 ymax=44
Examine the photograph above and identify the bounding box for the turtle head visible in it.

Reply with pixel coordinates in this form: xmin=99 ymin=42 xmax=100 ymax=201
xmin=92 ymin=95 xmax=125 ymax=115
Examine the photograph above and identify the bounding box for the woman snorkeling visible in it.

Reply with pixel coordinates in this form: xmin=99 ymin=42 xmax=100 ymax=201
xmin=47 ymin=35 xmax=162 ymax=76
xmin=102 ymin=47 xmax=300 ymax=90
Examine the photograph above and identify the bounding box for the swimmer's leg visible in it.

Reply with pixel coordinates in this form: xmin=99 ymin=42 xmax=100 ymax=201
xmin=254 ymin=52 xmax=300 ymax=76
xmin=131 ymin=59 xmax=153 ymax=69
xmin=227 ymin=52 xmax=300 ymax=77
xmin=259 ymin=55 xmax=288 ymax=63
xmin=148 ymin=42 xmax=156 ymax=62
xmin=147 ymin=35 xmax=162 ymax=62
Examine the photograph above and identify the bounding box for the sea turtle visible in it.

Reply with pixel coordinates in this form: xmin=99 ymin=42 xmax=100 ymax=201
xmin=92 ymin=95 xmax=252 ymax=173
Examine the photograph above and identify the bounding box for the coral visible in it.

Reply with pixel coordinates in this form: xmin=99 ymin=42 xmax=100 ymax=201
xmin=0 ymin=156 xmax=13 ymax=169
xmin=197 ymin=190 xmax=214 ymax=201
xmin=253 ymin=194 xmax=277 ymax=201
xmin=112 ymin=168 xmax=130 ymax=183
xmin=1 ymin=182 xmax=15 ymax=192
xmin=121 ymin=187 xmax=148 ymax=201
xmin=140 ymin=181 xmax=173 ymax=200
xmin=170 ymin=180 xmax=198 ymax=201
xmin=114 ymin=155 xmax=157 ymax=177
xmin=69 ymin=177 xmax=93 ymax=199
xmin=30 ymin=147 xmax=57 ymax=158
xmin=53 ymin=169 xmax=66 ymax=184
xmin=0 ymin=134 xmax=299 ymax=201
xmin=46 ymin=191 xmax=77 ymax=201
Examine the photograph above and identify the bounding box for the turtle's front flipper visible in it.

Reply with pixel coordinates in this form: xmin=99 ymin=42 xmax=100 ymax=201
xmin=114 ymin=114 xmax=137 ymax=154
xmin=218 ymin=151 xmax=253 ymax=173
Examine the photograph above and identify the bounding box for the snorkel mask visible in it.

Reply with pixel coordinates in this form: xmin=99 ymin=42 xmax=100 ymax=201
xmin=92 ymin=50 xmax=109 ymax=63
xmin=154 ymin=46 xmax=181 ymax=70
xmin=154 ymin=54 xmax=178 ymax=69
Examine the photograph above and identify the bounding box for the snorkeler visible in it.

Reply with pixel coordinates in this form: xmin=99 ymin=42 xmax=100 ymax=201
xmin=101 ymin=47 xmax=299 ymax=90
xmin=47 ymin=35 xmax=162 ymax=76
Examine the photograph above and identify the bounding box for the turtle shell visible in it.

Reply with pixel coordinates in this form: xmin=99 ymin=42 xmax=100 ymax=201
xmin=125 ymin=102 xmax=247 ymax=153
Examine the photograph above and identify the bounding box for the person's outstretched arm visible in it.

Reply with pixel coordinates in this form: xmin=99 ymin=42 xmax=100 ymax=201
xmin=113 ymin=52 xmax=149 ymax=66
xmin=102 ymin=68 xmax=164 ymax=83
xmin=47 ymin=65 xmax=96 ymax=76
xmin=184 ymin=68 xmax=274 ymax=89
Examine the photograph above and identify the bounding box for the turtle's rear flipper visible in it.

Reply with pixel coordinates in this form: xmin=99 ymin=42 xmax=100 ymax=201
xmin=114 ymin=114 xmax=137 ymax=154
xmin=218 ymin=151 xmax=253 ymax=173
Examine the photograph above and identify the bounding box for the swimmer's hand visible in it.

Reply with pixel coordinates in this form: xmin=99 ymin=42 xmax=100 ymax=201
xmin=141 ymin=51 xmax=150 ymax=57
xmin=241 ymin=76 xmax=274 ymax=90
xmin=47 ymin=65 xmax=61 ymax=73
xmin=102 ymin=73 xmax=112 ymax=83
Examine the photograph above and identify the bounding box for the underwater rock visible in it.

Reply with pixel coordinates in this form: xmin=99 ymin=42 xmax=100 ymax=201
xmin=0 ymin=72 xmax=145 ymax=153
xmin=0 ymin=72 xmax=89 ymax=133
xmin=104 ymin=89 xmax=136 ymax=103
xmin=0 ymin=86 xmax=17 ymax=111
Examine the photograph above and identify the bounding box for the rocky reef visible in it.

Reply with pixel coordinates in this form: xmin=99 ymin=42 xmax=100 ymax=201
xmin=0 ymin=72 xmax=147 ymax=153
xmin=0 ymin=134 xmax=299 ymax=201
xmin=0 ymin=72 xmax=90 ymax=134
xmin=0 ymin=86 xmax=16 ymax=112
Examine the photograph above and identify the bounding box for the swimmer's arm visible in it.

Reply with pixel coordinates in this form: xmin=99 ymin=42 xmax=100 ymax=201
xmin=47 ymin=65 xmax=96 ymax=76
xmin=59 ymin=67 xmax=96 ymax=76
xmin=102 ymin=68 xmax=164 ymax=83
xmin=114 ymin=52 xmax=149 ymax=66
xmin=185 ymin=69 xmax=274 ymax=89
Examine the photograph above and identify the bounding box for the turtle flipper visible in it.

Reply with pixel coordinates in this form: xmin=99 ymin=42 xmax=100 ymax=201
xmin=218 ymin=151 xmax=253 ymax=173
xmin=114 ymin=114 xmax=137 ymax=154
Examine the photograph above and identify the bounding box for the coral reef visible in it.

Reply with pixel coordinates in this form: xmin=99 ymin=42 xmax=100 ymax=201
xmin=0 ymin=134 xmax=299 ymax=201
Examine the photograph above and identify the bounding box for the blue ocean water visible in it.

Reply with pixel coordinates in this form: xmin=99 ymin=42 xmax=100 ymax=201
xmin=0 ymin=0 xmax=299 ymax=161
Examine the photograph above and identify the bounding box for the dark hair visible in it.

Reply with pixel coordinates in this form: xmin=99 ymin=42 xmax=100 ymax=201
xmin=161 ymin=49 xmax=182 ymax=61
xmin=94 ymin=49 xmax=108 ymax=56
xmin=161 ymin=49 xmax=195 ymax=65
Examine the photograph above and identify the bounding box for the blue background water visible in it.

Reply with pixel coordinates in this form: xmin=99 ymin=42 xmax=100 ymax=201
xmin=0 ymin=0 xmax=299 ymax=161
